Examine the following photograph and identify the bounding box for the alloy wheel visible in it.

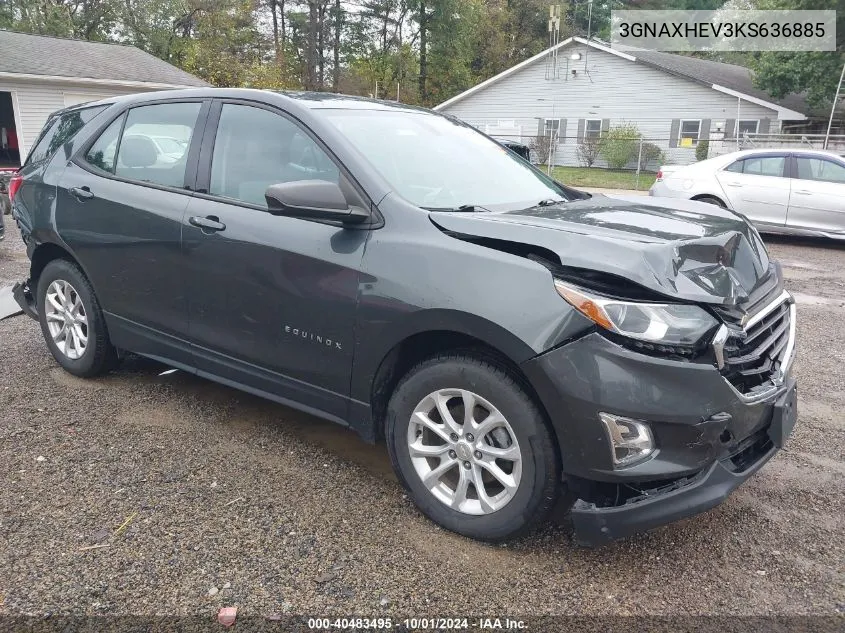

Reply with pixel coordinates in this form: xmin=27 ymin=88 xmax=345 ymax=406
xmin=407 ymin=389 xmax=523 ymax=515
xmin=44 ymin=279 xmax=88 ymax=360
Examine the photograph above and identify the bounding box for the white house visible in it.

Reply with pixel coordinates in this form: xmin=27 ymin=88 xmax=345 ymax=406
xmin=435 ymin=37 xmax=810 ymax=168
xmin=0 ymin=30 xmax=207 ymax=167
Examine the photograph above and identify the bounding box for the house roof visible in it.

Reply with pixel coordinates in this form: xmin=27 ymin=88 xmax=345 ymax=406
xmin=0 ymin=30 xmax=208 ymax=88
xmin=630 ymin=49 xmax=808 ymax=117
xmin=435 ymin=37 xmax=808 ymax=121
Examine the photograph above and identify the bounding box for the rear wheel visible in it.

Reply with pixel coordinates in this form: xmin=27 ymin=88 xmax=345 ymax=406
xmin=37 ymin=259 xmax=117 ymax=377
xmin=694 ymin=195 xmax=727 ymax=208
xmin=386 ymin=353 xmax=560 ymax=541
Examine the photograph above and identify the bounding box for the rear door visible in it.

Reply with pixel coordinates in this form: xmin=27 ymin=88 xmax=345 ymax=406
xmin=786 ymin=154 xmax=845 ymax=234
xmin=715 ymin=153 xmax=790 ymax=227
xmin=59 ymin=99 xmax=209 ymax=364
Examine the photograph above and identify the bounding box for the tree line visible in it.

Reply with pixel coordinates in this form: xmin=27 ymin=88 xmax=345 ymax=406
xmin=0 ymin=0 xmax=841 ymax=111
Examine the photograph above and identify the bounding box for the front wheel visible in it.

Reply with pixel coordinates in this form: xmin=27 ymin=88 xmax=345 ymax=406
xmin=37 ymin=259 xmax=117 ymax=377
xmin=386 ymin=354 xmax=560 ymax=541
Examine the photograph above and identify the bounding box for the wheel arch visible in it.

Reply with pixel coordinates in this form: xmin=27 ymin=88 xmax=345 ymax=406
xmin=691 ymin=193 xmax=727 ymax=208
xmin=365 ymin=327 xmax=554 ymax=447
xmin=29 ymin=240 xmax=101 ymax=298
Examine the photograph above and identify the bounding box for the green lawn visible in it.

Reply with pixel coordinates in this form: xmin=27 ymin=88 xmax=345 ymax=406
xmin=540 ymin=166 xmax=658 ymax=191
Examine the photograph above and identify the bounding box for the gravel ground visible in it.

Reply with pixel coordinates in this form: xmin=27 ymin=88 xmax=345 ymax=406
xmin=0 ymin=223 xmax=843 ymax=624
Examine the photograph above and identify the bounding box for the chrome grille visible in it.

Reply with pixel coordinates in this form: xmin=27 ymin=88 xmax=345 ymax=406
xmin=715 ymin=291 xmax=795 ymax=399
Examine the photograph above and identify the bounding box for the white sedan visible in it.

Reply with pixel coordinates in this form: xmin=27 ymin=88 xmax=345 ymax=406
xmin=649 ymin=149 xmax=845 ymax=238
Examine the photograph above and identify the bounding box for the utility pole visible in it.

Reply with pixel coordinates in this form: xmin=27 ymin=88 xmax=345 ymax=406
xmin=824 ymin=60 xmax=845 ymax=150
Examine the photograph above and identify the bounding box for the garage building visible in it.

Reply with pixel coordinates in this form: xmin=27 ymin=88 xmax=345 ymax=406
xmin=0 ymin=30 xmax=208 ymax=168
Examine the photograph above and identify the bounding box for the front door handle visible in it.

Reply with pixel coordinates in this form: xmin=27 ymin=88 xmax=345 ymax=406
xmin=189 ymin=215 xmax=226 ymax=232
xmin=69 ymin=186 xmax=94 ymax=201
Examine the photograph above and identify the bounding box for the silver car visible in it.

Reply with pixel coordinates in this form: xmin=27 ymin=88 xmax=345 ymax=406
xmin=650 ymin=149 xmax=845 ymax=239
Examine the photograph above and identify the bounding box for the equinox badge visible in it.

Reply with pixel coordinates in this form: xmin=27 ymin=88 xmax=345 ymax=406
xmin=284 ymin=325 xmax=342 ymax=350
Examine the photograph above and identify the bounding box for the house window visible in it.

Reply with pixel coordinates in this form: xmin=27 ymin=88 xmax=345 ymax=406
xmin=737 ymin=120 xmax=759 ymax=137
xmin=679 ymin=120 xmax=701 ymax=147
xmin=585 ymin=119 xmax=602 ymax=139
xmin=544 ymin=119 xmax=561 ymax=137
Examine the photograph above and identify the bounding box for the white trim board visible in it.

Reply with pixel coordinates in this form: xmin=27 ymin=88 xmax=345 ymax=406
xmin=0 ymin=71 xmax=203 ymax=91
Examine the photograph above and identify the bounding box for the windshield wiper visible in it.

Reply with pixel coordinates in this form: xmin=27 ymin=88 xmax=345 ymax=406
xmin=425 ymin=204 xmax=490 ymax=213
xmin=535 ymin=198 xmax=566 ymax=207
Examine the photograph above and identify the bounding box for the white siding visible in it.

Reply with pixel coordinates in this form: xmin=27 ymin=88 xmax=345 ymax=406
xmin=440 ymin=44 xmax=781 ymax=167
xmin=0 ymin=79 xmax=161 ymax=159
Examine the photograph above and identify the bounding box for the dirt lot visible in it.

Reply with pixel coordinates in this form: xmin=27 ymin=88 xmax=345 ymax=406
xmin=0 ymin=223 xmax=843 ymax=624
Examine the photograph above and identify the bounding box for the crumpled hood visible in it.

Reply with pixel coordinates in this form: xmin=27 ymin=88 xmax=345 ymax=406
xmin=430 ymin=194 xmax=777 ymax=306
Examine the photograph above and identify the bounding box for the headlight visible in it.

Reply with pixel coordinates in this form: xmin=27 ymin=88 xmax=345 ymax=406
xmin=554 ymin=280 xmax=717 ymax=347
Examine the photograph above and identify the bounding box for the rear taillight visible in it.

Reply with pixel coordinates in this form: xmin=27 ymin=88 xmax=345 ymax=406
xmin=656 ymin=169 xmax=663 ymax=182
xmin=8 ymin=174 xmax=22 ymax=202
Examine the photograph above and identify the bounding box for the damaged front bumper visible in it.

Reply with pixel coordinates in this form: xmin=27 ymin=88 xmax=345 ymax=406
xmin=12 ymin=280 xmax=38 ymax=320
xmin=521 ymin=327 xmax=798 ymax=547
xmin=569 ymin=382 xmax=795 ymax=546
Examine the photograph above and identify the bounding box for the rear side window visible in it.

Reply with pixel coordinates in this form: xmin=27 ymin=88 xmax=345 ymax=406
xmin=85 ymin=114 xmax=124 ymax=173
xmin=727 ymin=156 xmax=785 ymax=177
xmin=796 ymin=157 xmax=845 ymax=184
xmin=209 ymin=103 xmax=339 ymax=207
xmin=83 ymin=102 xmax=202 ymax=188
xmin=27 ymin=105 xmax=105 ymax=166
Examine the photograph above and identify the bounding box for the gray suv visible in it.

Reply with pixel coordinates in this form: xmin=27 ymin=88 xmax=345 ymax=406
xmin=11 ymin=90 xmax=797 ymax=545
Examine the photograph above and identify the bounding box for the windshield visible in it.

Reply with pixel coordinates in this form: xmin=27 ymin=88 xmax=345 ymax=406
xmin=323 ymin=108 xmax=569 ymax=211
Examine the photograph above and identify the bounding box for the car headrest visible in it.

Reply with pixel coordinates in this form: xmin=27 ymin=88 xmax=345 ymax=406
xmin=120 ymin=136 xmax=158 ymax=168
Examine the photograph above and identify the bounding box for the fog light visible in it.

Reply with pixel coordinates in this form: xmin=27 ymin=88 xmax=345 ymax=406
xmin=599 ymin=412 xmax=655 ymax=467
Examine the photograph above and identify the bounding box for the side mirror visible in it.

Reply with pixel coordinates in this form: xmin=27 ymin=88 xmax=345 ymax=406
xmin=264 ymin=180 xmax=370 ymax=224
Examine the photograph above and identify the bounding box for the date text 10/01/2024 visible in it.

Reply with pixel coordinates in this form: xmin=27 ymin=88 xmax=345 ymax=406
xmin=306 ymin=618 xmax=528 ymax=630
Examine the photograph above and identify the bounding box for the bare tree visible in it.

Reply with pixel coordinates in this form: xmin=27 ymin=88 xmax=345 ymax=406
xmin=306 ymin=0 xmax=318 ymax=89
xmin=529 ymin=134 xmax=552 ymax=165
xmin=332 ymin=0 xmax=341 ymax=91
xmin=576 ymin=138 xmax=602 ymax=167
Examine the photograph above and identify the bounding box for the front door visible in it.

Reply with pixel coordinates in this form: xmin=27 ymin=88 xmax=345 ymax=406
xmin=182 ymin=101 xmax=369 ymax=422
xmin=716 ymin=153 xmax=790 ymax=227
xmin=58 ymin=100 xmax=207 ymax=363
xmin=786 ymin=155 xmax=845 ymax=234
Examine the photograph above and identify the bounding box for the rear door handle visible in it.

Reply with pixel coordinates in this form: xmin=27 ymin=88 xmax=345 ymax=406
xmin=793 ymin=190 xmax=812 ymax=195
xmin=69 ymin=186 xmax=94 ymax=201
xmin=726 ymin=182 xmax=742 ymax=187
xmin=189 ymin=215 xmax=226 ymax=232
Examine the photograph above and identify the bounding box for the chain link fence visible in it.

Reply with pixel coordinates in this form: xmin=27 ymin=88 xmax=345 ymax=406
xmin=461 ymin=118 xmax=845 ymax=191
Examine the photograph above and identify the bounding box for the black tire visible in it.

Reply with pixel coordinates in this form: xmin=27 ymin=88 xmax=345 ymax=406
xmin=695 ymin=195 xmax=727 ymax=208
xmin=386 ymin=353 xmax=560 ymax=541
xmin=36 ymin=259 xmax=117 ymax=377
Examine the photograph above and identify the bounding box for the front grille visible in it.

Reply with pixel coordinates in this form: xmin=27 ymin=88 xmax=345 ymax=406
xmin=721 ymin=296 xmax=793 ymax=396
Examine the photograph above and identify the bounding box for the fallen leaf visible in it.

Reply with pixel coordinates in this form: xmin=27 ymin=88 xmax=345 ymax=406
xmin=315 ymin=572 xmax=336 ymax=584
xmin=218 ymin=606 xmax=237 ymax=627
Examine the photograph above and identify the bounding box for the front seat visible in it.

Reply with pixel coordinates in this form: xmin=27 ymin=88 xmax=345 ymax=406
xmin=117 ymin=135 xmax=160 ymax=182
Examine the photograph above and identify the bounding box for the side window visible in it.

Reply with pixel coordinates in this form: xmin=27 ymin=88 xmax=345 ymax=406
xmin=585 ymin=119 xmax=602 ymax=139
xmin=796 ymin=157 xmax=845 ymax=184
xmin=27 ymin=105 xmax=105 ymax=166
xmin=209 ymin=103 xmax=340 ymax=207
xmin=84 ymin=114 xmax=124 ymax=174
xmin=741 ymin=156 xmax=785 ymax=177
xmin=726 ymin=160 xmax=744 ymax=173
xmin=113 ymin=102 xmax=201 ymax=188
